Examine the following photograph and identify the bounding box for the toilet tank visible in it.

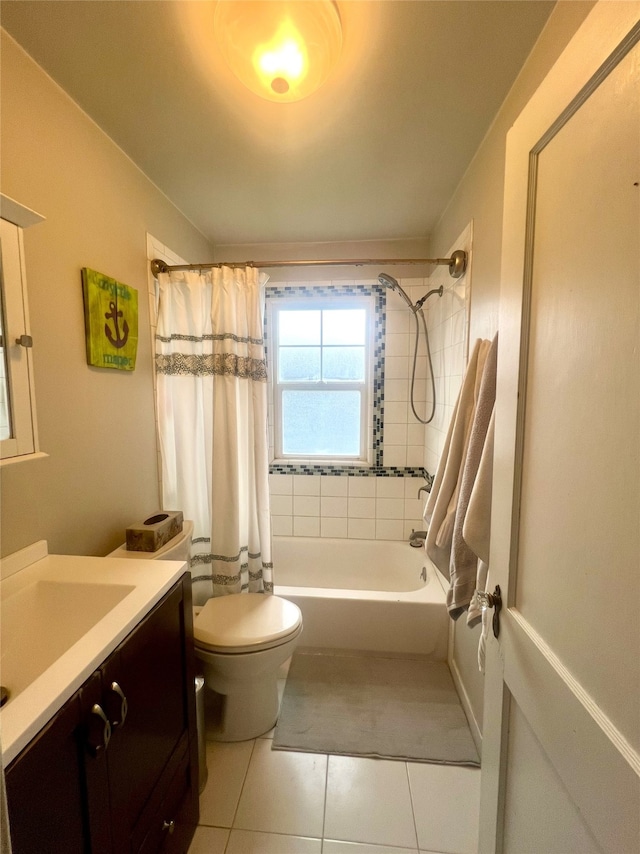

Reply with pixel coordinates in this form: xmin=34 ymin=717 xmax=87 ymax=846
xmin=107 ymin=520 xmax=193 ymax=562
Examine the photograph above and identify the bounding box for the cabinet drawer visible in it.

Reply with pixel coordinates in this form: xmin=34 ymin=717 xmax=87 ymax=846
xmin=135 ymin=736 xmax=196 ymax=854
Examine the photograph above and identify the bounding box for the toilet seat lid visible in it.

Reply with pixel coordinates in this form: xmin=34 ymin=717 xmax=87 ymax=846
xmin=194 ymin=593 xmax=302 ymax=649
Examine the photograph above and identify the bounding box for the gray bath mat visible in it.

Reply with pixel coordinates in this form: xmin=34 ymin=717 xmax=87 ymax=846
xmin=273 ymin=650 xmax=480 ymax=766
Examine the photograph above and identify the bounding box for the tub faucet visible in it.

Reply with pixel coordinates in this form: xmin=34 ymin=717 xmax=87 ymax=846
xmin=418 ymin=485 xmax=429 ymax=499
xmin=409 ymin=529 xmax=427 ymax=548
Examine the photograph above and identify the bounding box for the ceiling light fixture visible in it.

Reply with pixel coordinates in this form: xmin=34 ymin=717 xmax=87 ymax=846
xmin=213 ymin=1 xmax=343 ymax=103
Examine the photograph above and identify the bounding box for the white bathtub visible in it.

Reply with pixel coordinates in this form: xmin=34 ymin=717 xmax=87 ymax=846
xmin=273 ymin=536 xmax=448 ymax=659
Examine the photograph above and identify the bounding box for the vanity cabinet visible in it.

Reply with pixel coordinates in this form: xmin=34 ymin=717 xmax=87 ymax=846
xmin=5 ymin=574 xmax=199 ymax=854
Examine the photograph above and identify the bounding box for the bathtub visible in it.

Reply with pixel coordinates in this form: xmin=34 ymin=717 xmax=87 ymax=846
xmin=273 ymin=536 xmax=448 ymax=659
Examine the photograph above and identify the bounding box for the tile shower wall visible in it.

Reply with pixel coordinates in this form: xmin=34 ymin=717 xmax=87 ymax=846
xmin=423 ymin=232 xmax=471 ymax=476
xmin=267 ymin=276 xmax=437 ymax=541
xmin=269 ymin=472 xmax=428 ymax=541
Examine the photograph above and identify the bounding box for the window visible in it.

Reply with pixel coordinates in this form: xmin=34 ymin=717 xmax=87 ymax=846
xmin=1 ymin=196 xmax=45 ymax=463
xmin=271 ymin=296 xmax=373 ymax=462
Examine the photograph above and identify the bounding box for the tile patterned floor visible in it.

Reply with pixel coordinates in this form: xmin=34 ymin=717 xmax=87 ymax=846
xmin=189 ymin=681 xmax=480 ymax=854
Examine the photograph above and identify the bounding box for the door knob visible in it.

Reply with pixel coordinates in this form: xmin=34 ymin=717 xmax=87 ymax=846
xmin=476 ymin=585 xmax=502 ymax=639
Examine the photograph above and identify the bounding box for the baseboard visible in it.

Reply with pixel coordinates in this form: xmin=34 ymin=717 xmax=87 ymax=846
xmin=450 ymin=654 xmax=483 ymax=758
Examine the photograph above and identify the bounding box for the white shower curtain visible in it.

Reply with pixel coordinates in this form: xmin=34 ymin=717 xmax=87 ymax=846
xmin=155 ymin=266 xmax=273 ymax=604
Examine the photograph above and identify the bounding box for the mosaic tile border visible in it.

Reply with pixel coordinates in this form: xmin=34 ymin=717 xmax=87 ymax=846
xmin=265 ymin=283 xmax=386 ymax=468
xmin=269 ymin=463 xmax=434 ymax=487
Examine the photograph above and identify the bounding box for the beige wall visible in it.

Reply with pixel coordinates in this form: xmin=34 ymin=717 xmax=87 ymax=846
xmin=428 ymin=2 xmax=595 ymax=735
xmin=0 ymin=32 xmax=214 ymax=558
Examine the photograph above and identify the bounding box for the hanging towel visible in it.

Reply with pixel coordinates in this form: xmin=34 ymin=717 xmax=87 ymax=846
xmin=467 ymin=409 xmax=496 ymax=673
xmin=448 ymin=333 xmax=498 ymax=619
xmin=423 ymin=338 xmax=490 ymax=579
xmin=465 ymin=410 xmax=495 ymax=627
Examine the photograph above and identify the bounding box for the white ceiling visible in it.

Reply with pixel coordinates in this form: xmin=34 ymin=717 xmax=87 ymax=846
xmin=2 ymin=1 xmax=555 ymax=246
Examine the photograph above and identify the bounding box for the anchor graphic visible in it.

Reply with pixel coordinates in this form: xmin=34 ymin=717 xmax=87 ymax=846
xmin=104 ymin=300 xmax=129 ymax=349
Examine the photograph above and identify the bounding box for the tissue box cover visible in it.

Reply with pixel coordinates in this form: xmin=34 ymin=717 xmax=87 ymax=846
xmin=125 ymin=511 xmax=184 ymax=552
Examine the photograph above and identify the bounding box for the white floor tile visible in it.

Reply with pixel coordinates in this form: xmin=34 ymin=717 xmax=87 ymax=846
xmin=324 ymin=756 xmax=418 ymax=849
xmin=199 ymin=740 xmax=255 ymax=827
xmin=323 ymin=840 xmax=419 ymax=853
xmin=407 ymin=764 xmax=480 ymax=854
xmin=226 ymin=829 xmax=322 ymax=853
xmin=187 ymin=825 xmax=229 ymax=854
xmin=233 ymin=739 xmax=327 ymax=838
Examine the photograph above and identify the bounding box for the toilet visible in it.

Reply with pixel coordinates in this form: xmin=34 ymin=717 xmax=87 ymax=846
xmin=193 ymin=594 xmax=302 ymax=741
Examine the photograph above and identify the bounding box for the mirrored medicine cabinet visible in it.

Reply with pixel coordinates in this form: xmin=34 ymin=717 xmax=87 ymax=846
xmin=0 ymin=194 xmax=45 ymax=464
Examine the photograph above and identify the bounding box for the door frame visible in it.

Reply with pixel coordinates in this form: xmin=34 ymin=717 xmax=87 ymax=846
xmin=479 ymin=4 xmax=640 ymax=851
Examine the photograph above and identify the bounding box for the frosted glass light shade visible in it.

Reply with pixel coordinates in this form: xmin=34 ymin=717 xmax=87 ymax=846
xmin=214 ymin=1 xmax=342 ymax=103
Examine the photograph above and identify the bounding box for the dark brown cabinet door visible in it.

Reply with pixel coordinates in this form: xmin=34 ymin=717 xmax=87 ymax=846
xmin=103 ymin=582 xmax=191 ymax=852
xmin=5 ymin=674 xmax=98 ymax=854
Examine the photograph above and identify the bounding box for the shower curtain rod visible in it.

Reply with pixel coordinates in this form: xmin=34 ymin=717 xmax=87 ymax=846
xmin=150 ymin=249 xmax=468 ymax=280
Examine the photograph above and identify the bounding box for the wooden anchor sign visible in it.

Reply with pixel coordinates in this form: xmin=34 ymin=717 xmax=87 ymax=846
xmin=104 ymin=300 xmax=129 ymax=349
xmin=82 ymin=269 xmax=138 ymax=371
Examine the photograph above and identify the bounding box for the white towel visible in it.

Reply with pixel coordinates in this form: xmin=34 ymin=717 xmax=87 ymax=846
xmin=463 ymin=409 xmax=495 ymax=566
xmin=465 ymin=396 xmax=496 ymax=672
xmin=448 ymin=333 xmax=498 ymax=618
xmin=423 ymin=338 xmax=490 ymax=579
xmin=465 ymin=410 xmax=495 ymax=627
xmin=477 ymin=604 xmax=491 ymax=674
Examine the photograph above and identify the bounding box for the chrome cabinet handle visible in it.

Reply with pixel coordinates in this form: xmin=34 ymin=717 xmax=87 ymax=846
xmin=108 ymin=681 xmax=128 ymax=728
xmin=88 ymin=703 xmax=112 ymax=755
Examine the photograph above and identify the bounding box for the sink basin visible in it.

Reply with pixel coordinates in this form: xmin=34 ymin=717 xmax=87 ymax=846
xmin=1 ymin=579 xmax=134 ymax=701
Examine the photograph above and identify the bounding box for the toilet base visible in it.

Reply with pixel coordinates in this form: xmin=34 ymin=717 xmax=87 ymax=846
xmin=203 ymin=678 xmax=280 ymax=741
xmin=194 ymin=614 xmax=302 ymax=742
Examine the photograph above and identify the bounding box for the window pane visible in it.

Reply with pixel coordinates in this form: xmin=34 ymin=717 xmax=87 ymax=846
xmin=279 ymin=347 xmax=321 ymax=381
xmin=323 ymin=346 xmax=365 ymax=381
xmin=279 ymin=310 xmax=320 ymax=345
xmin=282 ymin=390 xmax=361 ymax=456
xmin=323 ymin=309 xmax=366 ymax=345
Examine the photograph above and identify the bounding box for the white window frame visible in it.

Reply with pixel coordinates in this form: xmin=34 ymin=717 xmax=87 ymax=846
xmin=271 ymin=295 xmax=374 ymax=465
xmin=0 ymin=196 xmax=45 ymax=464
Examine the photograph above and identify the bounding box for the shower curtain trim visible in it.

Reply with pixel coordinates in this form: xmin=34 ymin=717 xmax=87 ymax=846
xmin=155 ymin=352 xmax=267 ymax=381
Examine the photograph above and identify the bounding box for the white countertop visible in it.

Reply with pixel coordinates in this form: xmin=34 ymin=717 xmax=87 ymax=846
xmin=0 ymin=542 xmax=187 ymax=765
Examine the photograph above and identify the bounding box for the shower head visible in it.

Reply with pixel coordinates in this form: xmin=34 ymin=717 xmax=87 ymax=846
xmin=377 ymin=273 xmax=414 ymax=310
xmin=378 ymin=273 xmax=398 ymax=289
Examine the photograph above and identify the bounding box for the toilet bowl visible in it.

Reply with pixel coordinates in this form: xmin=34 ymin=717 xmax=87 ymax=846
xmin=107 ymin=520 xmax=193 ymax=562
xmin=193 ymin=593 xmax=302 ymax=742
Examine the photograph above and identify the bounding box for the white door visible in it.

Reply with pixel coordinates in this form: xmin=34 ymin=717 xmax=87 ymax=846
xmin=480 ymin=4 xmax=640 ymax=853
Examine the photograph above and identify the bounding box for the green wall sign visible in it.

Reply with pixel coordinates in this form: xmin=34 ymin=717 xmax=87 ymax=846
xmin=82 ymin=268 xmax=138 ymax=371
